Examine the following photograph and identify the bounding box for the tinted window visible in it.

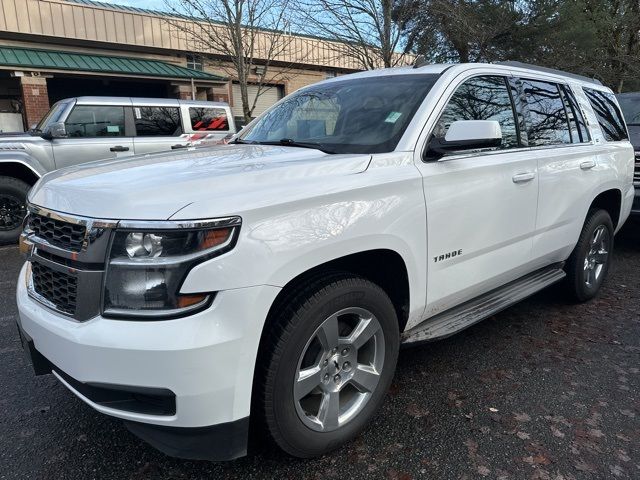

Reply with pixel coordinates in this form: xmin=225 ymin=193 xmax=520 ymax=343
xmin=584 ymin=88 xmax=629 ymax=141
xmin=432 ymin=76 xmax=518 ymax=149
xmin=617 ymin=94 xmax=640 ymax=126
xmin=239 ymin=74 xmax=438 ymax=154
xmin=189 ymin=107 xmax=229 ymax=131
xmin=521 ymin=80 xmax=571 ymax=146
xmin=561 ymin=85 xmax=589 ymax=143
xmin=65 ymin=106 xmax=125 ymax=137
xmin=134 ymin=106 xmax=182 ymax=137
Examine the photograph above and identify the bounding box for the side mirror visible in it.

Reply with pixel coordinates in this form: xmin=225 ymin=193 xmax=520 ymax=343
xmin=45 ymin=121 xmax=67 ymax=139
xmin=426 ymin=120 xmax=502 ymax=159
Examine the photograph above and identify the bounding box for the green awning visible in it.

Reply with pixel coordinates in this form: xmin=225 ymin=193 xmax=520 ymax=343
xmin=0 ymin=46 xmax=225 ymax=82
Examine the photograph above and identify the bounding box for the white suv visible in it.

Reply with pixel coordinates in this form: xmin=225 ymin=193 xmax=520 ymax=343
xmin=16 ymin=62 xmax=635 ymax=461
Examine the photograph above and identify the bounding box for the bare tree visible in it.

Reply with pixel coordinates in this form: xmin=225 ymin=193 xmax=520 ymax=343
xmin=292 ymin=0 xmax=412 ymax=70
xmin=165 ymin=0 xmax=296 ymax=123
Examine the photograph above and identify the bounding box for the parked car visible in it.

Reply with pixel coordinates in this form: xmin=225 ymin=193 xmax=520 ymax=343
xmin=16 ymin=62 xmax=634 ymax=461
xmin=0 ymin=97 xmax=235 ymax=244
xmin=616 ymin=92 xmax=640 ymax=215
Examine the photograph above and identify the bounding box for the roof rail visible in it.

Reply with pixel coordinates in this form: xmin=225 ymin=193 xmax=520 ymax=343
xmin=495 ymin=61 xmax=603 ymax=86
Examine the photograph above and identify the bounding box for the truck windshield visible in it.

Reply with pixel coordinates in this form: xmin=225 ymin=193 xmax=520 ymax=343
xmin=238 ymin=74 xmax=438 ymax=154
xmin=618 ymin=94 xmax=640 ymax=126
xmin=33 ymin=100 xmax=70 ymax=133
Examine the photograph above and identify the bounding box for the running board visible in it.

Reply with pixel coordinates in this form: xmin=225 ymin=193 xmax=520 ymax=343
xmin=401 ymin=264 xmax=566 ymax=345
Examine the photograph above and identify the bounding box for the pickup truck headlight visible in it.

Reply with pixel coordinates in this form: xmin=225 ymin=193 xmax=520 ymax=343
xmin=103 ymin=217 xmax=241 ymax=319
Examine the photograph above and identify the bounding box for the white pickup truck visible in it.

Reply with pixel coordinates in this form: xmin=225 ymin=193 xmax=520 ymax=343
xmin=16 ymin=62 xmax=634 ymax=461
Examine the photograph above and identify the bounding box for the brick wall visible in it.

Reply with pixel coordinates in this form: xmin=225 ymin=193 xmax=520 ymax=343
xmin=20 ymin=76 xmax=50 ymax=128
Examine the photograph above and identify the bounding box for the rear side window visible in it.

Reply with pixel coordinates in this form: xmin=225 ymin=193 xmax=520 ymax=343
xmin=65 ymin=106 xmax=125 ymax=137
xmin=433 ymin=75 xmax=519 ymax=149
xmin=583 ymin=88 xmax=628 ymax=142
xmin=134 ymin=106 xmax=183 ymax=136
xmin=520 ymin=80 xmax=571 ymax=146
xmin=189 ymin=107 xmax=229 ymax=131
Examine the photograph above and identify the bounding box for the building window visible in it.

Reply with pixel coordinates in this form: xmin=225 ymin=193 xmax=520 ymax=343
xmin=186 ymin=54 xmax=203 ymax=71
xmin=325 ymin=71 xmax=337 ymax=79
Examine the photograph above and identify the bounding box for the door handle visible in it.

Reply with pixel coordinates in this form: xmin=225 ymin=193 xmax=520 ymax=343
xmin=512 ymin=172 xmax=536 ymax=183
xmin=580 ymin=160 xmax=596 ymax=170
xmin=110 ymin=145 xmax=129 ymax=152
xmin=171 ymin=144 xmax=188 ymax=150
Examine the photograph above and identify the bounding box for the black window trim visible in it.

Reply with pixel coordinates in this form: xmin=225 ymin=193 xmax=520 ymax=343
xmin=559 ymin=85 xmax=591 ymax=143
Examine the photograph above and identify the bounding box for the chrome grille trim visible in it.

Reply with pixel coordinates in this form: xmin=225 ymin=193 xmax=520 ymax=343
xmin=634 ymin=152 xmax=640 ymax=185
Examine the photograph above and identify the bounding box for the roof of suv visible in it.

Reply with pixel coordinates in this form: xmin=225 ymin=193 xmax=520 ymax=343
xmin=71 ymin=97 xmax=229 ymax=107
xmin=318 ymin=62 xmax=610 ymax=92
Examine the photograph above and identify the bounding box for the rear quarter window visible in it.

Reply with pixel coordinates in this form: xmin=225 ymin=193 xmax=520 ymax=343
xmin=583 ymin=88 xmax=628 ymax=142
xmin=189 ymin=107 xmax=229 ymax=131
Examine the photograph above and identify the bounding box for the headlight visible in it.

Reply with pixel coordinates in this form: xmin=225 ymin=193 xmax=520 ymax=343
xmin=103 ymin=217 xmax=240 ymax=319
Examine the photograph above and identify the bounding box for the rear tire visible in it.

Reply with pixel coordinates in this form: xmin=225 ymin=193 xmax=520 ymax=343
xmin=261 ymin=274 xmax=399 ymax=458
xmin=564 ymin=209 xmax=613 ymax=302
xmin=0 ymin=176 xmax=29 ymax=246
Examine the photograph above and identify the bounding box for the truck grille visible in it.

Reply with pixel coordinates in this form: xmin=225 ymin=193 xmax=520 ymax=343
xmin=31 ymin=262 xmax=78 ymax=316
xmin=634 ymin=152 xmax=640 ymax=185
xmin=29 ymin=214 xmax=86 ymax=252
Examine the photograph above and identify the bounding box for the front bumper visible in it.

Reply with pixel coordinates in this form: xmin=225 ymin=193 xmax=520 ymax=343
xmin=17 ymin=262 xmax=280 ymax=460
xmin=632 ymin=184 xmax=640 ymax=215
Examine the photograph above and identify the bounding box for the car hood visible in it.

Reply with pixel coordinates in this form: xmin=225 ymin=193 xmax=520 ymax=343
xmin=28 ymin=144 xmax=372 ymax=220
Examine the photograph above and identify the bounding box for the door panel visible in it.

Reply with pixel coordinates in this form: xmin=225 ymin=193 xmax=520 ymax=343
xmin=132 ymin=105 xmax=186 ymax=155
xmin=53 ymin=104 xmax=134 ymax=168
xmin=415 ymin=74 xmax=539 ymax=317
xmin=52 ymin=137 xmax=134 ymax=168
xmin=418 ymin=152 xmax=538 ymax=315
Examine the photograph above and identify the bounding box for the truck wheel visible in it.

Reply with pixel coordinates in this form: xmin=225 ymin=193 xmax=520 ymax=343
xmin=565 ymin=209 xmax=613 ymax=302
xmin=261 ymin=274 xmax=399 ymax=458
xmin=0 ymin=176 xmax=29 ymax=246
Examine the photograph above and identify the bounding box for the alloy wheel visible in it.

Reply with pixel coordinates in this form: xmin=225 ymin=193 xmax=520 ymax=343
xmin=583 ymin=224 xmax=609 ymax=288
xmin=294 ymin=307 xmax=385 ymax=432
xmin=0 ymin=194 xmax=26 ymax=231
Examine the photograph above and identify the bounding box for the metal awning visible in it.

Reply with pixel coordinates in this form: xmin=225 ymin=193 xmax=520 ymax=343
xmin=0 ymin=46 xmax=226 ymax=83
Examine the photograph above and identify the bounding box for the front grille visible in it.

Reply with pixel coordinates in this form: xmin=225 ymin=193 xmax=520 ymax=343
xmin=29 ymin=214 xmax=86 ymax=252
xmin=634 ymin=152 xmax=640 ymax=185
xmin=31 ymin=262 xmax=78 ymax=315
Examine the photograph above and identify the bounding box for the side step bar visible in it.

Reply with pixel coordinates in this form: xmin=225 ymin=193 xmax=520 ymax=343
xmin=401 ymin=264 xmax=566 ymax=345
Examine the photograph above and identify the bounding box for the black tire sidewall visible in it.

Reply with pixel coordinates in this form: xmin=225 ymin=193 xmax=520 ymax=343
xmin=0 ymin=176 xmax=30 ymax=245
xmin=266 ymin=278 xmax=399 ymax=457
xmin=568 ymin=209 xmax=614 ymax=301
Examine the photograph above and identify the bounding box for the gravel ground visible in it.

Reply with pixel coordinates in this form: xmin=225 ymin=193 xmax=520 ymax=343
xmin=1 ymin=220 xmax=638 ymax=480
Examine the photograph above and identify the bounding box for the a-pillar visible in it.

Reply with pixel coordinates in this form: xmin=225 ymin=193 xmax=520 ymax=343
xmin=20 ymin=75 xmax=50 ymax=128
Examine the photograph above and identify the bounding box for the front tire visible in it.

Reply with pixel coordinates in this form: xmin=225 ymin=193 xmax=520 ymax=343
xmin=0 ymin=176 xmax=29 ymax=246
xmin=261 ymin=274 xmax=399 ymax=458
xmin=565 ymin=209 xmax=614 ymax=302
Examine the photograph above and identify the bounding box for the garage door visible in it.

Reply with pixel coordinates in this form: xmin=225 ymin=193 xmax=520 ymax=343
xmin=231 ymin=83 xmax=282 ymax=119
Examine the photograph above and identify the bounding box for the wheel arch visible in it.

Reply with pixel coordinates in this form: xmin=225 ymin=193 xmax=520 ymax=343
xmin=0 ymin=160 xmax=41 ymax=186
xmin=588 ymin=188 xmax=622 ymax=229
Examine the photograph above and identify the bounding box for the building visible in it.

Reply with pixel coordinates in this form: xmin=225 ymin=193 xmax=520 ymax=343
xmin=0 ymin=0 xmax=366 ymax=130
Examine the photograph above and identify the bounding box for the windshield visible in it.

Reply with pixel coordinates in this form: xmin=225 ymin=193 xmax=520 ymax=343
xmin=239 ymin=74 xmax=438 ymax=154
xmin=34 ymin=100 xmax=70 ymax=132
xmin=617 ymin=94 xmax=640 ymax=126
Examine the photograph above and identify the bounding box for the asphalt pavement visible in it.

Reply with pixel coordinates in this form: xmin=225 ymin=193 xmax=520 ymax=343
xmin=1 ymin=221 xmax=639 ymax=479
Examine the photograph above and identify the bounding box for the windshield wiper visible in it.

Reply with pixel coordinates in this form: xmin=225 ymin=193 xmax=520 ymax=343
xmin=227 ymin=138 xmax=253 ymax=145
xmin=261 ymin=138 xmax=336 ymax=154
